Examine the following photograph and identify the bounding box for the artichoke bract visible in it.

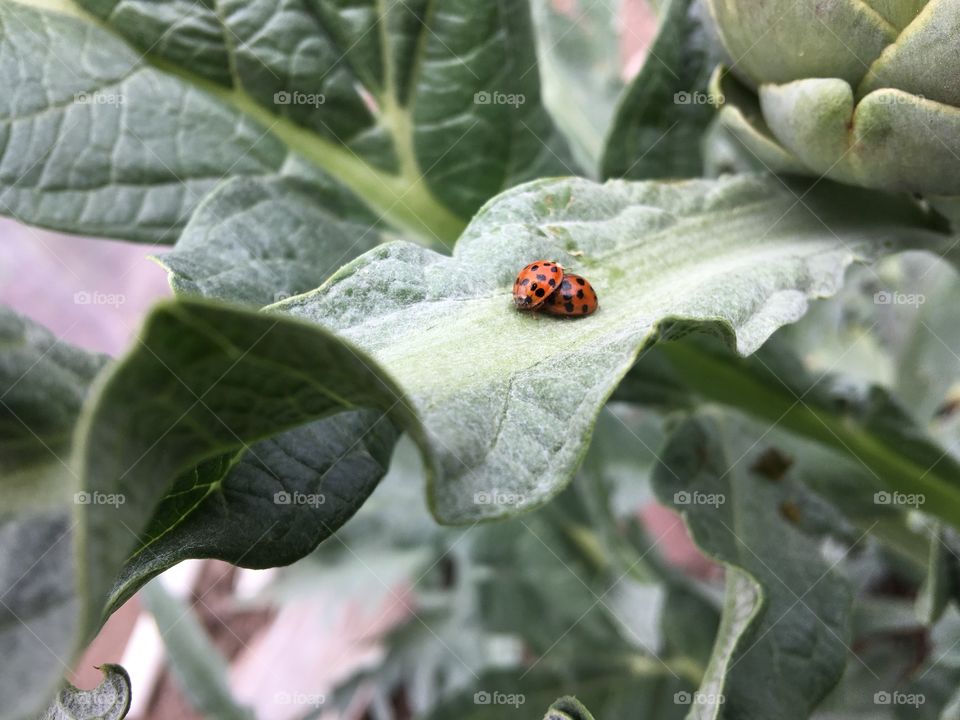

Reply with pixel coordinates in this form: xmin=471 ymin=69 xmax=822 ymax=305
xmin=707 ymin=0 xmax=960 ymax=196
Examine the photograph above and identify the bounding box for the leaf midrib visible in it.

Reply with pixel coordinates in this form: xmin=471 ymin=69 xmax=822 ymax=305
xmin=12 ymin=0 xmax=468 ymax=244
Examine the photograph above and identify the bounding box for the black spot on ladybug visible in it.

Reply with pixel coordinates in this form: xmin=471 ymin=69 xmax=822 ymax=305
xmin=531 ymin=283 xmax=538 ymax=290
xmin=565 ymin=302 xmax=574 ymax=312
xmin=576 ymin=277 xmax=585 ymax=285
xmin=536 ymin=273 xmax=547 ymax=281
xmin=551 ymin=266 xmax=559 ymax=273
xmin=520 ymin=278 xmax=529 ymax=286
xmin=561 ymin=280 xmax=571 ymax=291
xmin=531 ymin=264 xmax=539 ymax=270
xmin=582 ymin=304 xmax=589 ymax=313
xmin=535 ymin=288 xmax=545 ymax=298
xmin=548 ymin=278 xmax=556 ymax=287
xmin=562 ymin=293 xmax=572 ymax=301
xmin=576 ymin=289 xmax=584 ymax=299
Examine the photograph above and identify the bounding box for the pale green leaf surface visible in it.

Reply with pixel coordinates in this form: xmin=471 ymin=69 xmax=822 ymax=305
xmin=272 ymin=173 xmax=949 ymax=523
xmin=157 ymin=174 xmax=387 ymax=307
xmin=39 ymin=664 xmax=131 ymax=720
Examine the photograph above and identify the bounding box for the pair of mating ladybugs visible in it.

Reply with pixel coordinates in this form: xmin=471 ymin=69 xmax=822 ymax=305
xmin=512 ymin=260 xmax=599 ymax=317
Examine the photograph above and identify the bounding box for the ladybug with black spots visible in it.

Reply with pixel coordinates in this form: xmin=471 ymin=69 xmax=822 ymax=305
xmin=512 ymin=260 xmax=598 ymax=317
xmin=542 ymin=273 xmax=599 ymax=317
xmin=513 ymin=260 xmax=564 ymax=309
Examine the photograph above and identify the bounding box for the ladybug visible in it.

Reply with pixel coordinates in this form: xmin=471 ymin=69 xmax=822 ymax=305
xmin=541 ymin=273 xmax=599 ymax=317
xmin=513 ymin=260 xmax=563 ymax=309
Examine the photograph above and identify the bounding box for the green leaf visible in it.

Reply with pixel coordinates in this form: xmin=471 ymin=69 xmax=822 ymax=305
xmin=271 ymin=173 xmax=949 ymax=524
xmin=0 ymin=2 xmax=287 ymax=243
xmin=141 ymin=582 xmax=253 ymax=720
xmin=72 ymin=298 xmax=423 ymax=633
xmin=653 ymin=412 xmax=853 ymax=720
xmin=330 ymin=410 xmax=701 ymax=718
xmin=1 ymin=310 xmax=107 ymax=481
xmin=638 ymin=335 xmax=960 ymax=531
xmin=531 ymin=0 xmax=623 ymax=170
xmin=108 ymin=409 xmax=398 ymax=614
xmin=544 ymin=696 xmax=596 ymax=720
xmin=157 ymin=174 xmax=388 ymax=307
xmin=917 ymin=524 xmax=953 ymax=626
xmin=425 ymin=665 xmax=687 ymax=720
xmin=3 ymin=0 xmax=572 ymax=244
xmin=0 ymin=309 xmax=106 ymax=720
xmin=601 ymin=0 xmax=720 ymax=180
xmin=708 ymin=68 xmax=809 ymax=177
xmin=40 ymin=664 xmax=131 ymax=720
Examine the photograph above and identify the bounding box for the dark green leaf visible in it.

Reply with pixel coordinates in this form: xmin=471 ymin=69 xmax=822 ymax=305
xmin=2 ymin=0 xmax=573 ymax=244
xmin=108 ymin=409 xmax=398 ymax=614
xmin=653 ymin=412 xmax=852 ymax=720
xmin=73 ymin=298 xmax=422 ymax=634
xmin=601 ymin=0 xmax=721 ymax=180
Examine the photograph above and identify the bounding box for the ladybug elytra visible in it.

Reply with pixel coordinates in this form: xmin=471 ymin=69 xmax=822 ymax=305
xmin=513 ymin=260 xmax=564 ymax=309
xmin=541 ymin=273 xmax=599 ymax=317
xmin=513 ymin=260 xmax=598 ymax=317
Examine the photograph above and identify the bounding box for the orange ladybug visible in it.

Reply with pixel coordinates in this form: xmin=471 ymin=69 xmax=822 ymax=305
xmin=513 ymin=260 xmax=563 ymax=309
xmin=541 ymin=273 xmax=599 ymax=317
